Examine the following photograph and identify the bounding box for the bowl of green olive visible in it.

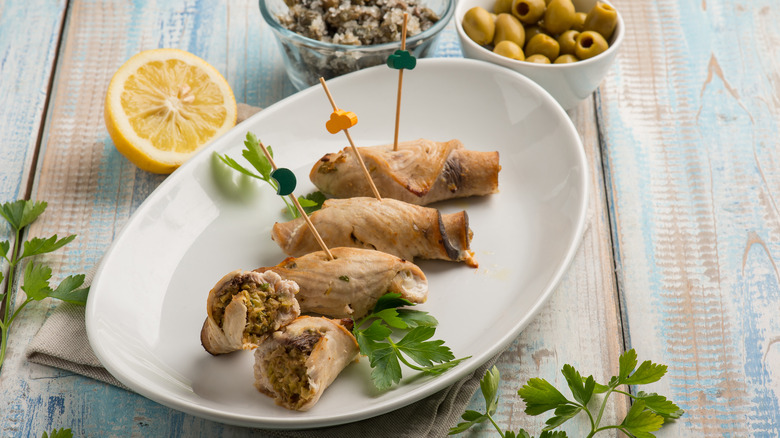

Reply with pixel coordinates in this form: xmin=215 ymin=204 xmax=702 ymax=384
xmin=455 ymin=0 xmax=623 ymax=110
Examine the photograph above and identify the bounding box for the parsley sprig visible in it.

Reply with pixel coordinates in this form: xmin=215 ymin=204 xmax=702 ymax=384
xmin=450 ymin=349 xmax=683 ymax=437
xmin=215 ymin=132 xmax=324 ymax=218
xmin=42 ymin=428 xmax=73 ymax=438
xmin=352 ymin=293 xmax=471 ymax=391
xmin=0 ymin=200 xmax=89 ymax=373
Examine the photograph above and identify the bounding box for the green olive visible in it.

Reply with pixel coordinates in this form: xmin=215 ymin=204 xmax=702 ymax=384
xmin=571 ymin=12 xmax=587 ymax=31
xmin=525 ymin=54 xmax=551 ymax=63
xmin=557 ymin=30 xmax=579 ymax=55
xmin=462 ymin=6 xmax=496 ymax=45
xmin=575 ymin=30 xmax=609 ymax=59
xmin=494 ymin=0 xmax=514 ymax=14
xmin=525 ymin=33 xmax=560 ymax=61
xmin=584 ymin=1 xmax=618 ymax=41
xmin=511 ymin=0 xmax=546 ymax=25
xmin=493 ymin=13 xmax=525 ymax=47
xmin=493 ymin=40 xmax=525 ymax=60
xmin=524 ymin=25 xmax=548 ymax=47
xmin=543 ymin=0 xmax=575 ymax=35
xmin=553 ymin=54 xmax=579 ymax=63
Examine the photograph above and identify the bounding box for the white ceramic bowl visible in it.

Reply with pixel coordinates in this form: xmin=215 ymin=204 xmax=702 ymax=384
xmin=455 ymin=0 xmax=623 ymax=110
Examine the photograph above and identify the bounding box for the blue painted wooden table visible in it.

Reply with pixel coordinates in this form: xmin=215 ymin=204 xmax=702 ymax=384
xmin=1 ymin=0 xmax=778 ymax=436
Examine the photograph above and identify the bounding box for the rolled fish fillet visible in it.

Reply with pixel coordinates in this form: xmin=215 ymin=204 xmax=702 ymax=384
xmin=310 ymin=138 xmax=500 ymax=205
xmin=255 ymin=247 xmax=428 ymax=319
xmin=271 ymin=197 xmax=477 ymax=267
xmin=201 ymin=270 xmax=300 ymax=355
xmin=253 ymin=316 xmax=359 ymax=411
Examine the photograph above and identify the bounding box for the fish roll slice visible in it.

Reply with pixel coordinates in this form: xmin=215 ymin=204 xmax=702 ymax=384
xmin=201 ymin=270 xmax=300 ymax=355
xmin=253 ymin=316 xmax=359 ymax=411
xmin=310 ymin=138 xmax=500 ymax=205
xmin=256 ymin=247 xmax=428 ymax=319
xmin=272 ymin=197 xmax=477 ymax=267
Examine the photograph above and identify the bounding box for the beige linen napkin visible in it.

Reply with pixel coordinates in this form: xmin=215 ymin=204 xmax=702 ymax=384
xmin=26 ymin=102 xmax=496 ymax=435
xmin=25 ymin=267 xmax=131 ymax=389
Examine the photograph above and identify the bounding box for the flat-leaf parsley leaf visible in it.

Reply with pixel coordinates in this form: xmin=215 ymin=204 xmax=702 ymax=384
xmin=352 ymin=293 xmax=469 ymax=391
xmin=449 ymin=349 xmax=683 ymax=437
xmin=216 ymin=132 xmax=325 ymax=218
xmin=0 ymin=200 xmax=88 ymax=374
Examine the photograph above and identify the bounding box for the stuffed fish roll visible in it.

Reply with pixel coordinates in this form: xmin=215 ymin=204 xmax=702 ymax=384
xmin=253 ymin=316 xmax=359 ymax=411
xmin=271 ymin=197 xmax=477 ymax=267
xmin=201 ymin=270 xmax=300 ymax=355
xmin=310 ymin=138 xmax=500 ymax=205
xmin=255 ymin=247 xmax=428 ymax=319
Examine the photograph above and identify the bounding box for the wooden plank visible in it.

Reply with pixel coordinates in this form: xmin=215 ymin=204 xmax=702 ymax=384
xmin=601 ymin=0 xmax=780 ymax=435
xmin=463 ymin=99 xmax=627 ymax=435
xmin=224 ymin=0 xmax=296 ymax=108
xmin=0 ymin=0 xmax=295 ymax=436
xmin=0 ymin=0 xmax=68 ymax=434
xmin=0 ymin=0 xmax=66 ymax=203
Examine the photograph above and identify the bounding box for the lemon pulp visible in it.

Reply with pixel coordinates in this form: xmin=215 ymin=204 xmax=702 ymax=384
xmin=105 ymin=49 xmax=237 ymax=174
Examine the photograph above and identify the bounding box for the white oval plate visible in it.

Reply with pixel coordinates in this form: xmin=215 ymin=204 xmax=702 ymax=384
xmin=86 ymin=58 xmax=588 ymax=429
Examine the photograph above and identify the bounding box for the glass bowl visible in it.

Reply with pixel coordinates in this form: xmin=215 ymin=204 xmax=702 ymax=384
xmin=259 ymin=0 xmax=455 ymax=90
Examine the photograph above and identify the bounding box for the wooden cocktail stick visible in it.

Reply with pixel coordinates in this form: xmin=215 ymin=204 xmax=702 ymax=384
xmin=256 ymin=140 xmax=334 ymax=260
xmin=393 ymin=13 xmax=409 ymax=151
xmin=318 ymin=77 xmax=382 ymax=201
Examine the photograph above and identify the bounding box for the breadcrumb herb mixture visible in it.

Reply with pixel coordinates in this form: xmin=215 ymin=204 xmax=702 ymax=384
xmin=279 ymin=0 xmax=440 ymax=45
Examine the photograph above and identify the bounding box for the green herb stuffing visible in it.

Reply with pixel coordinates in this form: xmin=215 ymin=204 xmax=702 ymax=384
xmin=339 ymin=275 xmax=350 ymax=282
xmin=0 ymin=200 xmax=88 ymax=374
xmin=449 ymin=349 xmax=684 ymax=437
xmin=215 ymin=132 xmax=325 ymax=219
xmin=352 ymin=293 xmax=470 ymax=391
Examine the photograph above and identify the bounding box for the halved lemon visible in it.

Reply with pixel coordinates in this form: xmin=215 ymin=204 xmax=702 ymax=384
xmin=105 ymin=48 xmax=237 ymax=174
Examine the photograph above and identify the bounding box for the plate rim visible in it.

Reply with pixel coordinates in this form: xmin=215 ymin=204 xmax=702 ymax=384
xmin=85 ymin=57 xmax=590 ymax=429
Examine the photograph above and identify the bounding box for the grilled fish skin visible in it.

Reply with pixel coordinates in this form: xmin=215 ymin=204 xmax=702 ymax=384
xmin=271 ymin=197 xmax=477 ymax=267
xmin=256 ymin=247 xmax=428 ymax=319
xmin=310 ymin=138 xmax=500 ymax=205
